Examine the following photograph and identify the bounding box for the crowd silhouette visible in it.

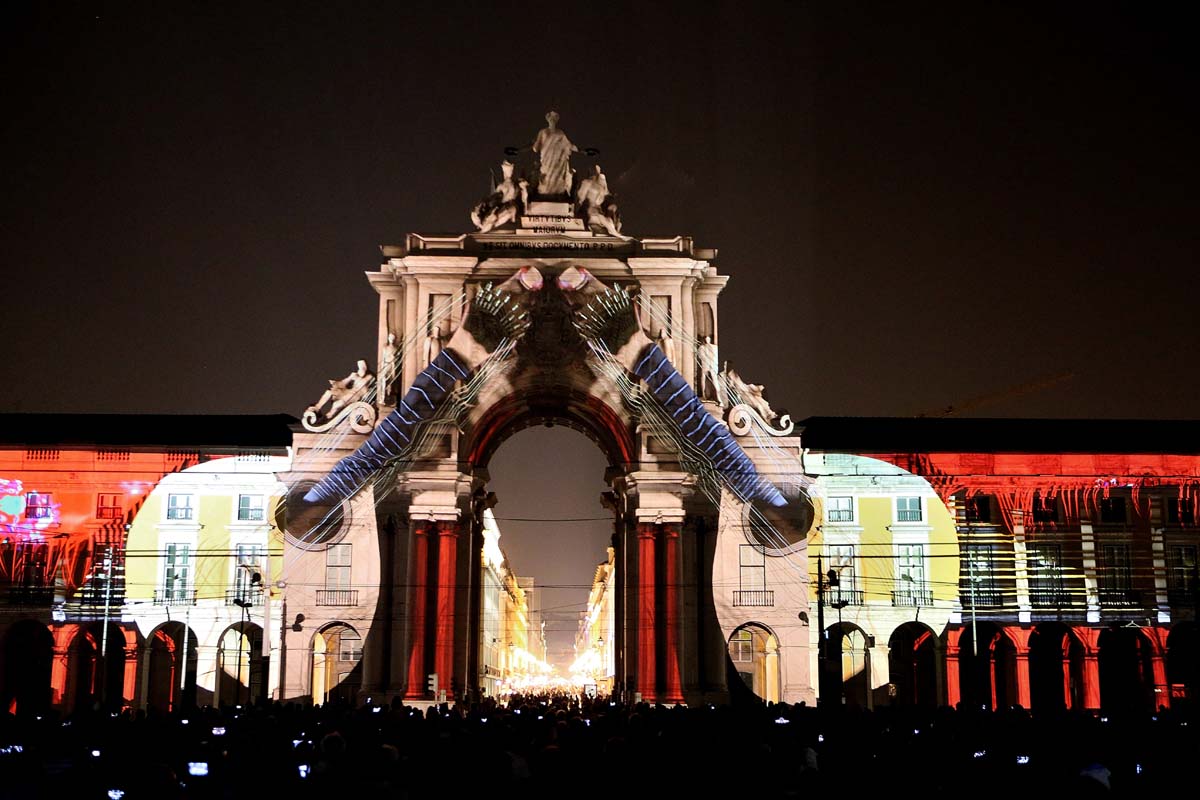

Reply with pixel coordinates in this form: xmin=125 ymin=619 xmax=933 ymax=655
xmin=1 ymin=694 xmax=1195 ymax=798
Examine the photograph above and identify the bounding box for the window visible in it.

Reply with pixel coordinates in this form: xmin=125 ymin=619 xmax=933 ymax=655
xmin=237 ymin=494 xmax=265 ymax=521
xmin=25 ymin=492 xmax=53 ymax=519
xmin=962 ymin=544 xmax=1001 ymax=607
xmin=895 ymin=544 xmax=930 ymax=606
xmin=234 ymin=544 xmax=263 ymax=599
xmin=338 ymin=629 xmax=363 ymax=662
xmin=739 ymin=544 xmax=765 ymax=591
xmin=1167 ymin=545 xmax=1197 ymax=604
xmin=167 ymin=494 xmax=194 ymax=521
xmin=164 ymin=544 xmax=191 ymax=600
xmin=827 ymin=544 xmax=859 ymax=604
xmin=326 ymin=544 xmax=351 ymax=590
xmin=1032 ymin=494 xmax=1058 ymax=524
xmin=827 ymin=496 xmax=854 ymax=523
xmin=965 ymin=496 xmax=992 ymax=524
xmin=1167 ymin=498 xmax=1195 ymax=525
xmin=1028 ymin=543 xmax=1067 ymax=607
xmin=1098 ymin=544 xmax=1135 ymax=605
xmin=896 ymin=497 xmax=922 ymax=523
xmin=96 ymin=493 xmax=123 ymax=519
xmin=1098 ymin=496 xmax=1126 ymax=525
xmin=728 ymin=629 xmax=754 ymax=663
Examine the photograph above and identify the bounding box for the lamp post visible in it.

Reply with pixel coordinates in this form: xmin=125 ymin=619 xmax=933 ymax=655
xmin=816 ymin=555 xmax=826 ymax=705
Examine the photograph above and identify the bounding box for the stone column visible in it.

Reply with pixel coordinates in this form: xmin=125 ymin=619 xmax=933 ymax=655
xmin=122 ymin=645 xmax=140 ymax=707
xmin=1011 ymin=508 xmax=1031 ymax=623
xmin=637 ymin=523 xmax=657 ymax=703
xmin=404 ymin=521 xmax=430 ymax=700
xmin=661 ymin=522 xmax=684 ymax=705
xmin=435 ymin=520 xmax=459 ymax=700
xmin=50 ymin=646 xmax=70 ymax=708
xmin=1015 ymin=648 xmax=1031 ymax=709
xmin=944 ymin=628 xmax=961 ymax=709
xmin=1078 ymin=627 xmax=1102 ymax=710
xmin=1151 ymin=652 xmax=1170 ymax=711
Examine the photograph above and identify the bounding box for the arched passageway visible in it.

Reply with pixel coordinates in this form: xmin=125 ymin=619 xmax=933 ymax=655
xmin=889 ymin=622 xmax=939 ymax=708
xmin=1167 ymin=623 xmax=1198 ymax=711
xmin=312 ymin=623 xmax=361 ymax=705
xmin=828 ymin=622 xmax=871 ymax=708
xmin=1028 ymin=622 xmax=1085 ymax=712
xmin=1098 ymin=626 xmax=1157 ymax=715
xmin=957 ymin=623 xmax=1017 ymax=710
xmin=145 ymin=622 xmax=199 ymax=712
xmin=727 ymin=623 xmax=779 ymax=703
xmin=67 ymin=624 xmax=127 ymax=712
xmin=2 ymin=620 xmax=53 ymax=714
xmin=217 ymin=622 xmax=263 ymax=707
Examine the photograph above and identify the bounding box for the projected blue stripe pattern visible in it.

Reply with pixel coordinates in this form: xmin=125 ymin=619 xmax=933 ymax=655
xmin=632 ymin=344 xmax=786 ymax=507
xmin=304 ymin=348 xmax=471 ymax=503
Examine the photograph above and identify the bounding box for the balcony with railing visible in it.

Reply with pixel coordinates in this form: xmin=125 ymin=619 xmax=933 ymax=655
xmin=896 ymin=510 xmax=922 ymax=522
xmin=226 ymin=588 xmax=265 ymax=606
xmin=1030 ymin=589 xmax=1075 ymax=608
xmin=892 ymin=587 xmax=933 ymax=607
xmin=732 ymin=590 xmax=775 ymax=607
xmin=828 ymin=588 xmax=864 ymax=606
xmin=5 ymin=585 xmax=55 ymax=606
xmin=154 ymin=588 xmax=197 ymax=605
xmin=316 ymin=589 xmax=358 ymax=606
xmin=1098 ymin=587 xmax=1145 ymax=608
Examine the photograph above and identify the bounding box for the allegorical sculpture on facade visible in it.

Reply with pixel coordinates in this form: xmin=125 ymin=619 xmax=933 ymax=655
xmin=576 ymin=164 xmax=627 ymax=239
xmin=302 ymin=359 xmax=378 ymax=433
xmin=470 ymin=160 xmax=529 ymax=233
xmin=532 ymin=110 xmax=578 ymax=196
xmin=724 ymin=364 xmax=793 ymax=437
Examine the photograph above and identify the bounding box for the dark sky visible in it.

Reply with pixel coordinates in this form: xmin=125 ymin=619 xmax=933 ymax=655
xmin=3 ymin=2 xmax=1197 ymax=665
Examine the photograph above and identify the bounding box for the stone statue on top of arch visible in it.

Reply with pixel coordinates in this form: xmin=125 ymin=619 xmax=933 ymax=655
xmin=503 ymin=111 xmax=598 ymax=199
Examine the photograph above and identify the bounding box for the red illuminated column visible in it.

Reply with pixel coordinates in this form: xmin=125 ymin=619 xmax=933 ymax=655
xmin=1077 ymin=627 xmax=1101 ymax=710
xmin=1015 ymin=648 xmax=1031 ymax=709
xmin=1061 ymin=633 xmax=1073 ymax=710
xmin=637 ymin=523 xmax=657 ymax=703
xmin=944 ymin=628 xmax=961 ymax=708
xmin=662 ymin=522 xmax=684 ymax=705
xmin=122 ymin=644 xmax=139 ymax=706
xmin=50 ymin=647 xmax=70 ymax=708
xmin=404 ymin=521 xmax=430 ymax=700
xmin=434 ymin=520 xmax=458 ymax=700
xmin=1150 ymin=653 xmax=1169 ymax=710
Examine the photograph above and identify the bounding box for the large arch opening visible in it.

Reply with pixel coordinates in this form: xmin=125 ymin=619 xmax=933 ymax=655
xmin=1028 ymin=622 xmax=1085 ymax=713
xmin=216 ymin=621 xmax=263 ymax=707
xmin=1098 ymin=625 xmax=1157 ymax=715
xmin=956 ymin=623 xmax=1018 ymax=710
xmin=1167 ymin=622 xmax=1198 ymax=711
xmin=2 ymin=620 xmax=53 ymax=714
xmin=311 ymin=622 xmax=362 ymax=705
xmin=726 ymin=623 xmax=780 ymax=703
xmin=66 ymin=623 xmax=127 ymax=712
xmin=888 ymin=622 xmax=939 ymax=708
xmin=827 ymin=621 xmax=872 ymax=708
xmin=481 ymin=422 xmax=616 ymax=696
xmin=145 ymin=622 xmax=199 ymax=713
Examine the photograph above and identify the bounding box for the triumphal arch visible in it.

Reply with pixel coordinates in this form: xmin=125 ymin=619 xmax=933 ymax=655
xmin=279 ymin=113 xmax=813 ymax=706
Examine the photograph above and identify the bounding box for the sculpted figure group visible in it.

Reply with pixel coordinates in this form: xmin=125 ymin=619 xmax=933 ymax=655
xmin=469 ymin=111 xmax=626 ymax=239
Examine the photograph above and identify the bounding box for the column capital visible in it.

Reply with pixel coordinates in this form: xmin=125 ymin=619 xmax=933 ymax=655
xmin=636 ymin=522 xmax=658 ymax=539
xmin=435 ymin=520 xmax=459 ymax=537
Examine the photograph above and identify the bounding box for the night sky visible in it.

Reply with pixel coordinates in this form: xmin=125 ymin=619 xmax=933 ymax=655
xmin=3 ymin=2 xmax=1197 ymax=666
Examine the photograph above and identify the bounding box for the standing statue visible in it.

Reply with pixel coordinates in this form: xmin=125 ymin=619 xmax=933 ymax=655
xmin=424 ymin=323 xmax=446 ymax=366
xmin=379 ymin=331 xmax=400 ymax=404
xmin=725 ymin=365 xmax=777 ymax=423
xmin=532 ymin=110 xmax=578 ymax=196
xmin=306 ymin=359 xmax=375 ymax=422
xmin=655 ymin=327 xmax=675 ymax=366
xmin=696 ymin=335 xmax=727 ymax=406
xmin=576 ymin=164 xmax=628 ymax=239
xmin=471 ymin=160 xmax=528 ymax=233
